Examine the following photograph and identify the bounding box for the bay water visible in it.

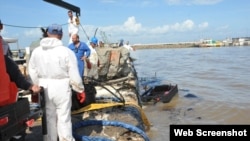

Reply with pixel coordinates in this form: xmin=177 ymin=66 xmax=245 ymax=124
xmin=130 ymin=46 xmax=250 ymax=141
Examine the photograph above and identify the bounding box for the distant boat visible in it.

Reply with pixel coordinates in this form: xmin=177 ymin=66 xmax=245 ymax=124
xmin=238 ymin=38 xmax=250 ymax=46
xmin=199 ymin=39 xmax=223 ymax=47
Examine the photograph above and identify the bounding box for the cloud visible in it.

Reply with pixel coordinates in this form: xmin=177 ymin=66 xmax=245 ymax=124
xmin=198 ymin=22 xmax=209 ymax=29
xmin=150 ymin=25 xmax=170 ymax=34
xmin=171 ymin=19 xmax=194 ymax=31
xmin=150 ymin=19 xmax=195 ymax=34
xmin=96 ymin=16 xmax=142 ymax=36
xmin=95 ymin=17 xmax=210 ymax=44
xmin=123 ymin=16 xmax=142 ymax=32
xmin=4 ymin=16 xmax=210 ymax=46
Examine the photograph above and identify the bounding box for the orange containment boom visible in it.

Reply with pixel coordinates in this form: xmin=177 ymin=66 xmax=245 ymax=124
xmin=0 ymin=36 xmax=18 ymax=107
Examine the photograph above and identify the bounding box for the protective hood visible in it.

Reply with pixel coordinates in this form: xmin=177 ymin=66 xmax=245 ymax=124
xmin=40 ymin=37 xmax=63 ymax=49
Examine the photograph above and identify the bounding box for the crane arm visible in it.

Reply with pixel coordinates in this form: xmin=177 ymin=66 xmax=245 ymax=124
xmin=43 ymin=0 xmax=81 ymax=16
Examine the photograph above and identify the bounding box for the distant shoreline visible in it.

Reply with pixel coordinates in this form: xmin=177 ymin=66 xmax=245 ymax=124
xmin=132 ymin=43 xmax=249 ymax=50
xmin=132 ymin=43 xmax=198 ymax=50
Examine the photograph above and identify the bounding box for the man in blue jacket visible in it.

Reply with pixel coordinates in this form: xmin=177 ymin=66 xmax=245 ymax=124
xmin=68 ymin=34 xmax=91 ymax=78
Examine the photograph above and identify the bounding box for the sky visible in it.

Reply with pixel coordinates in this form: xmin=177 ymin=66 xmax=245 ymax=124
xmin=0 ymin=0 xmax=250 ymax=49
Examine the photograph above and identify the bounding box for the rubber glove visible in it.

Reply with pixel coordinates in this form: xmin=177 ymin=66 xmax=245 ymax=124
xmin=77 ymin=91 xmax=86 ymax=103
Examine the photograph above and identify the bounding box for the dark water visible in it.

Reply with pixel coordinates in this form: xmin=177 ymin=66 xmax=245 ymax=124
xmin=130 ymin=46 xmax=250 ymax=141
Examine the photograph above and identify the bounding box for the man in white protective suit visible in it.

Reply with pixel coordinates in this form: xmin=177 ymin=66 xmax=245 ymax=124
xmin=28 ymin=23 xmax=86 ymax=141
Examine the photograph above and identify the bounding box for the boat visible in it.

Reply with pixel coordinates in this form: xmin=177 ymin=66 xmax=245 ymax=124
xmin=141 ymin=84 xmax=178 ymax=104
xmin=199 ymin=39 xmax=224 ymax=47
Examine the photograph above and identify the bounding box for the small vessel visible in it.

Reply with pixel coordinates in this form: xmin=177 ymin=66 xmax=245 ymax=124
xmin=141 ymin=84 xmax=178 ymax=103
xmin=199 ymin=39 xmax=223 ymax=47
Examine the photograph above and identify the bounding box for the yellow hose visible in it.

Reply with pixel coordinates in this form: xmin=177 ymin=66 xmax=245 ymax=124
xmin=71 ymin=102 xmax=151 ymax=130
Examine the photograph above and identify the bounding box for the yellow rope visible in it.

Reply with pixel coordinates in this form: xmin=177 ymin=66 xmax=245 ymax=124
xmin=71 ymin=102 xmax=151 ymax=130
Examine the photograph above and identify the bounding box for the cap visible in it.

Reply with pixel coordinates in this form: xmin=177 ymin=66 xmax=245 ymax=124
xmin=47 ymin=24 xmax=63 ymax=35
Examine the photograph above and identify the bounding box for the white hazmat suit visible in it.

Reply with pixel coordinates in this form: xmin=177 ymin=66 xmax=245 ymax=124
xmin=28 ymin=37 xmax=84 ymax=141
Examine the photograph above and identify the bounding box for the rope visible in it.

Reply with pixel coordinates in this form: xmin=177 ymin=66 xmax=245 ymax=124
xmin=72 ymin=120 xmax=150 ymax=141
xmin=2 ymin=23 xmax=68 ymax=29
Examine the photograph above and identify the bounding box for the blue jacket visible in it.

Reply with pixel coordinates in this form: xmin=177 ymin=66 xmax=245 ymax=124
xmin=68 ymin=42 xmax=91 ymax=76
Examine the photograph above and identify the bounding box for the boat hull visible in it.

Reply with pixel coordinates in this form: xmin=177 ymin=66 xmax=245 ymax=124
xmin=141 ymin=84 xmax=178 ymax=103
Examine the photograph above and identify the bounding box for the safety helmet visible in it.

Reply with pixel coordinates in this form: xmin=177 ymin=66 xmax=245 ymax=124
xmin=91 ymin=37 xmax=98 ymax=45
